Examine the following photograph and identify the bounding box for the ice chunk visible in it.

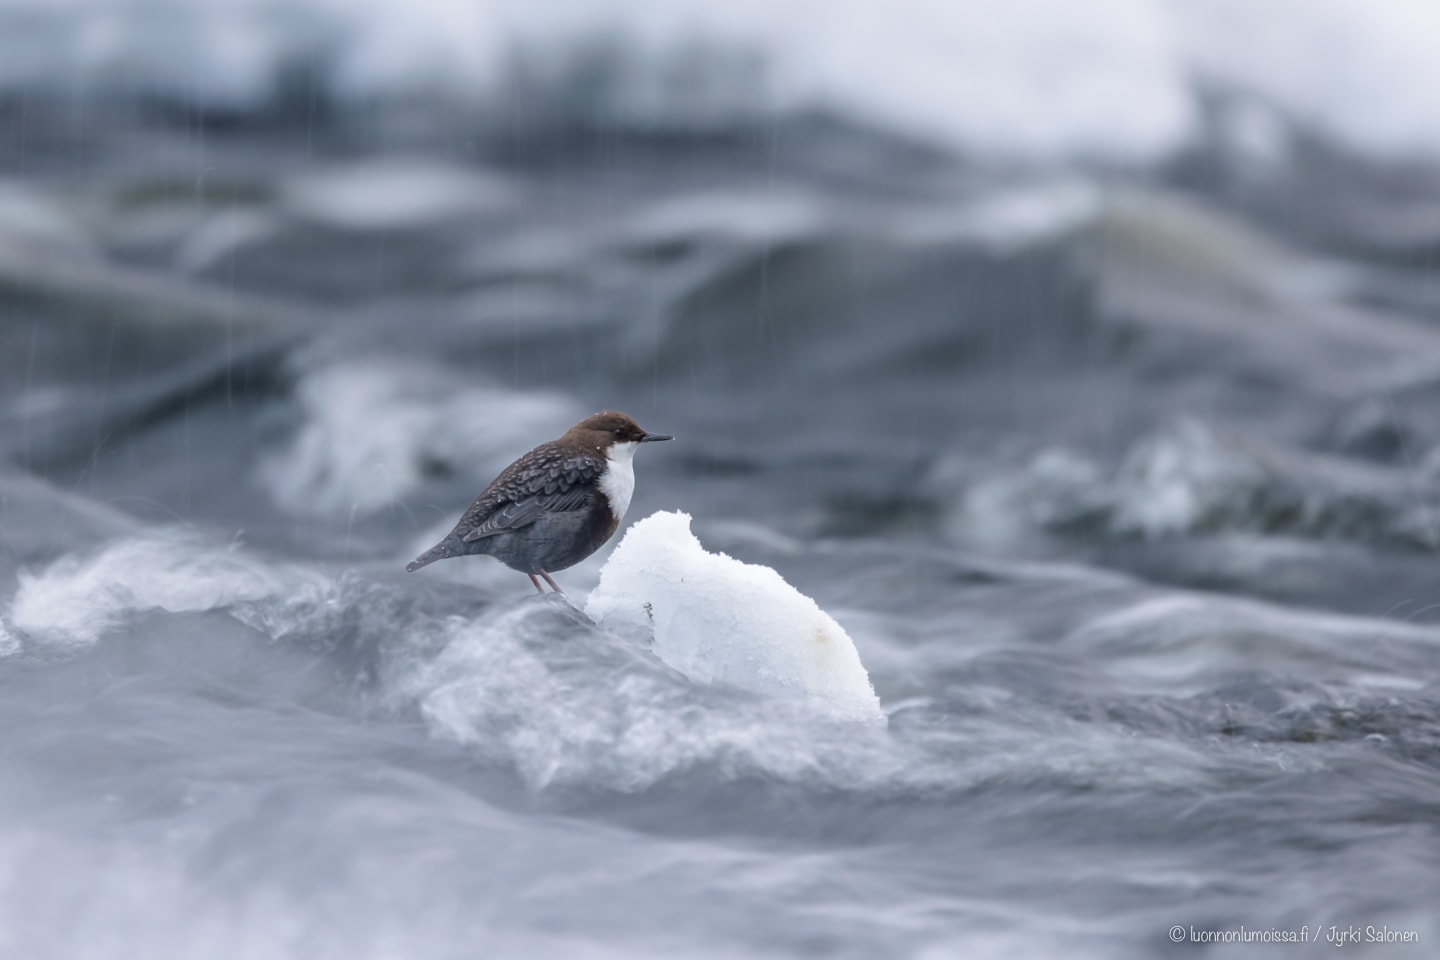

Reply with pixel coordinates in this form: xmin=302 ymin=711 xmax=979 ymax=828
xmin=585 ymin=511 xmax=883 ymax=723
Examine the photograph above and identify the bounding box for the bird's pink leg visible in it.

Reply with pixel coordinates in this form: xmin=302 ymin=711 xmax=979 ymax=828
xmin=527 ymin=573 xmax=545 ymax=595
xmin=538 ymin=570 xmax=564 ymax=594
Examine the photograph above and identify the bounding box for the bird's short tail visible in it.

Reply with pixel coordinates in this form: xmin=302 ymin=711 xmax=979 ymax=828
xmin=406 ymin=539 xmax=460 ymax=573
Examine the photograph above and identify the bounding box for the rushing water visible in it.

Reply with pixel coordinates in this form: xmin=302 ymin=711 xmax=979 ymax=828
xmin=4 ymin=7 xmax=1440 ymax=957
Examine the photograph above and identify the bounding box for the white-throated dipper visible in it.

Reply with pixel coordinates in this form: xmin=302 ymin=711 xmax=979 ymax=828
xmin=406 ymin=410 xmax=673 ymax=593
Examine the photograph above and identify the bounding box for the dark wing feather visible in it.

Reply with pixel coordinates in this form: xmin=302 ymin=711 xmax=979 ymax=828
xmin=454 ymin=443 xmax=605 ymax=542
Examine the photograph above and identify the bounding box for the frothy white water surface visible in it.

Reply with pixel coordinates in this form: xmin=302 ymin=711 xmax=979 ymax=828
xmin=8 ymin=533 xmax=318 ymax=651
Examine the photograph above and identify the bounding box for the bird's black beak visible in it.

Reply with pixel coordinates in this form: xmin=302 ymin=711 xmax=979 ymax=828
xmin=640 ymin=432 xmax=673 ymax=442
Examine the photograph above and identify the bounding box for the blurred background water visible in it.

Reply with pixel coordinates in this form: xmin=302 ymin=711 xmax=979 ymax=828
xmin=2 ymin=1 xmax=1440 ymax=957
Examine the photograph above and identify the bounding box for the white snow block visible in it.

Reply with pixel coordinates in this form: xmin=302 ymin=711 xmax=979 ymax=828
xmin=585 ymin=511 xmax=883 ymax=722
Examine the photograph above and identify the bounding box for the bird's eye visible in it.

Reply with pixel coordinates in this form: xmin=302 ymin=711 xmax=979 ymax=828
xmin=613 ymin=427 xmax=624 ymax=436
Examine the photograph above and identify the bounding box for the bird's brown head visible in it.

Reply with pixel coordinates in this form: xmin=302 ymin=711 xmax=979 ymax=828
xmin=564 ymin=410 xmax=673 ymax=455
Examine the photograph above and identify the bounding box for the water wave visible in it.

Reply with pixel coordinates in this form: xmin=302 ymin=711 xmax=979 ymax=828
xmin=2 ymin=0 xmax=1437 ymax=162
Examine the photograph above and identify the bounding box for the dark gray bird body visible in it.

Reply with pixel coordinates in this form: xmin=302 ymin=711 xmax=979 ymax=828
xmin=406 ymin=446 xmax=615 ymax=575
xmin=406 ymin=411 xmax=672 ymax=593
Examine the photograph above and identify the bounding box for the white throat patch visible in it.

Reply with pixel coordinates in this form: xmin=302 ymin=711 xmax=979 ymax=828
xmin=599 ymin=441 xmax=638 ymax=518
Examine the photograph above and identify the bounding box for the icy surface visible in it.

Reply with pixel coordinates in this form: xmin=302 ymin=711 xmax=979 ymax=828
xmin=585 ymin=511 xmax=883 ymax=723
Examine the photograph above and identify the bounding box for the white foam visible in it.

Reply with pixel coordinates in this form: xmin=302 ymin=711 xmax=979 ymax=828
xmin=1109 ymin=420 xmax=1268 ymax=538
xmin=282 ymin=158 xmax=515 ymax=233
xmin=259 ymin=358 xmax=576 ymax=517
xmin=584 ymin=511 xmax=883 ymax=722
xmin=894 ymin=181 xmax=1100 ymax=253
xmin=397 ymin=582 xmax=1221 ymax=794
xmin=8 ymin=534 xmax=318 ymax=650
xmin=0 ymin=180 xmax=95 ymax=263
xmin=1065 ymin=591 xmax=1440 ymax=691
xmin=1175 ymin=0 xmax=1440 ymax=159
xmin=4 ymin=0 xmax=1440 ymax=162
xmin=627 ymin=189 xmax=826 ymax=247
xmin=948 ymin=416 xmax=1429 ymax=548
xmin=172 ymin=209 xmax=277 ymax=274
